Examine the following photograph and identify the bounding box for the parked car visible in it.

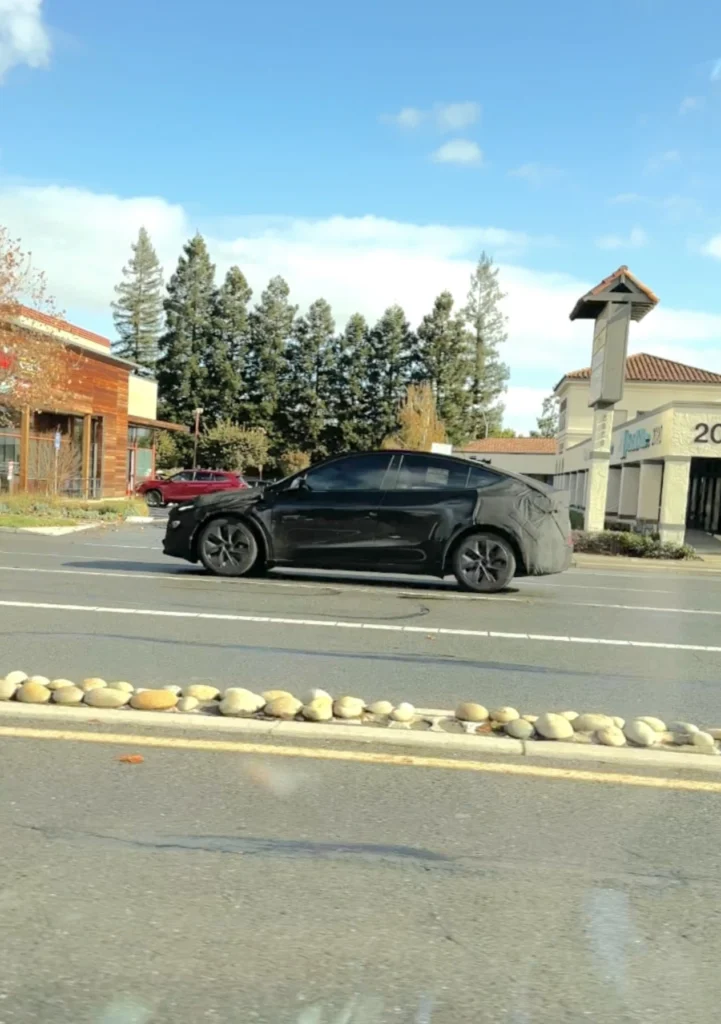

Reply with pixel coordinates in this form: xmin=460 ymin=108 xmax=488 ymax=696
xmin=137 ymin=469 xmax=248 ymax=507
xmin=162 ymin=450 xmax=572 ymax=592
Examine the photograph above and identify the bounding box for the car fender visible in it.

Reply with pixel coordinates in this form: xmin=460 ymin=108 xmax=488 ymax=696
xmin=190 ymin=507 xmax=272 ymax=565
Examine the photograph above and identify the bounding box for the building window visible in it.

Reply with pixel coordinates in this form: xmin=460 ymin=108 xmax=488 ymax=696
xmin=558 ymin=399 xmax=567 ymax=432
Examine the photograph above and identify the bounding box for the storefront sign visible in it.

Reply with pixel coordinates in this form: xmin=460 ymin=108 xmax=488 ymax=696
xmin=622 ymin=428 xmax=650 ymax=458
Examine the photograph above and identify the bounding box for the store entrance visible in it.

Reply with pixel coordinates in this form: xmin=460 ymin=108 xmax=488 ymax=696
xmin=687 ymin=457 xmax=721 ymax=534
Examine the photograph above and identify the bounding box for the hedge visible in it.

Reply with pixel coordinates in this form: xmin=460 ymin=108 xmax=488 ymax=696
xmin=0 ymin=495 xmax=148 ymax=521
xmin=572 ymin=529 xmax=696 ymax=560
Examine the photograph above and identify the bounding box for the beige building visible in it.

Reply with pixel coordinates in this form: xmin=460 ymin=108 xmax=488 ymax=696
xmin=455 ymin=437 xmax=556 ymax=485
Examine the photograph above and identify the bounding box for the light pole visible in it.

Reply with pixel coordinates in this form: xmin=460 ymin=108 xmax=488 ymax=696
xmin=192 ymin=408 xmax=203 ymax=470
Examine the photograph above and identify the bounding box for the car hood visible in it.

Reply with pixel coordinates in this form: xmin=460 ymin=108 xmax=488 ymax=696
xmin=192 ymin=488 xmax=263 ymax=512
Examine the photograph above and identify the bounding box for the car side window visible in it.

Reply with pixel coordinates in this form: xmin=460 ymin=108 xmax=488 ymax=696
xmin=170 ymin=471 xmax=194 ymax=482
xmin=304 ymin=454 xmax=393 ymax=492
xmin=195 ymin=471 xmax=215 ymax=481
xmin=396 ymin=454 xmax=477 ymax=490
xmin=467 ymin=465 xmax=499 ymax=488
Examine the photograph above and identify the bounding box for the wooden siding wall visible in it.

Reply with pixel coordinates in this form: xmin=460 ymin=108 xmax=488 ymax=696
xmin=53 ymin=346 xmax=130 ymax=498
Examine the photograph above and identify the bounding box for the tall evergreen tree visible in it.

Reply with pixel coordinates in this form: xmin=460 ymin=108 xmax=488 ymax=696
xmin=111 ymin=227 xmax=164 ymax=370
xmin=327 ymin=313 xmax=374 ymax=454
xmin=203 ymin=266 xmax=252 ymax=426
xmin=156 ymin=234 xmax=216 ymax=424
xmin=281 ymin=297 xmax=335 ymax=458
xmin=463 ymin=252 xmax=510 ymax=437
xmin=416 ymin=290 xmax=473 ymax=445
xmin=244 ymin=276 xmax=297 ymax=443
xmin=366 ymin=305 xmax=415 ymax=447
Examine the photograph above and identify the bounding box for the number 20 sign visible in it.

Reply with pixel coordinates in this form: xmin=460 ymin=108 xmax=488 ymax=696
xmin=694 ymin=423 xmax=721 ymax=444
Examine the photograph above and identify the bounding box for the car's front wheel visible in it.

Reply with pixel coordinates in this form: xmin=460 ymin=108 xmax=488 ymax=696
xmin=198 ymin=517 xmax=259 ymax=577
xmin=452 ymin=531 xmax=516 ymax=593
xmin=145 ymin=489 xmax=163 ymax=507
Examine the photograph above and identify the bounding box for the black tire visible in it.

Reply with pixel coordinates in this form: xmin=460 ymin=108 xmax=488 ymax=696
xmin=452 ymin=531 xmax=516 ymax=593
xmin=198 ymin=517 xmax=259 ymax=577
xmin=145 ymin=489 xmax=163 ymax=508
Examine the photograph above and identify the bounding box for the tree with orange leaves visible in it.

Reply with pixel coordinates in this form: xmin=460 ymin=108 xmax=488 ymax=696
xmin=381 ymin=382 xmax=448 ymax=451
xmin=0 ymin=226 xmax=68 ymax=423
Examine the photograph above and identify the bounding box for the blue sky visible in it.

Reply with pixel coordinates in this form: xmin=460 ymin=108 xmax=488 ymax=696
xmin=2 ymin=0 xmax=721 ymax=430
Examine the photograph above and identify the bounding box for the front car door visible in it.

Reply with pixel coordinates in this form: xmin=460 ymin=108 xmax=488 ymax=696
xmin=374 ymin=454 xmax=499 ymax=572
xmin=162 ymin=471 xmax=196 ymax=503
xmin=268 ymin=453 xmax=394 ymax=567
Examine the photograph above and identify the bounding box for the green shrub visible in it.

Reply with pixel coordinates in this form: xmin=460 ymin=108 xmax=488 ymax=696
xmin=197 ymin=421 xmax=269 ymax=473
xmin=572 ymin=529 xmax=697 ymax=560
xmin=0 ymin=495 xmax=147 ymax=521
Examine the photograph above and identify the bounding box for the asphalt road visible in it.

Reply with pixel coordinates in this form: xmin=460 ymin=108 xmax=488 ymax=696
xmin=1 ymin=523 xmax=721 ymax=723
xmin=1 ymin=726 xmax=721 ymax=1024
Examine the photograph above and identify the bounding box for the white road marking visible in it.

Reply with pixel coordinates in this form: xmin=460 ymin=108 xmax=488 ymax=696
xmin=0 ymin=563 xmax=718 ymax=616
xmin=0 ymin=598 xmax=719 ymax=653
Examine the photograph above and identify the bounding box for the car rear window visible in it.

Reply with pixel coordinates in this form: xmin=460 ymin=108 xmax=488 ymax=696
xmin=396 ymin=454 xmax=498 ymax=490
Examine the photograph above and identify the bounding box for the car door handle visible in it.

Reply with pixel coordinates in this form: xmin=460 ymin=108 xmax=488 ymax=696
xmin=284 ymin=514 xmax=301 ymax=520
xmin=367 ymin=512 xmax=378 ymax=518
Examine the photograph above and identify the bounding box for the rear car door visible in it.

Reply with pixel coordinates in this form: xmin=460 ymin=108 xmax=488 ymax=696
xmin=374 ymin=455 xmax=498 ymax=570
xmin=269 ymin=453 xmax=394 ymax=567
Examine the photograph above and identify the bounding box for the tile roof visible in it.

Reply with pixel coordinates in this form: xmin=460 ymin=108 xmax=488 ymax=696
xmin=15 ymin=305 xmax=112 ymax=349
xmin=560 ymin=352 xmax=721 ymax=386
xmin=569 ymin=265 xmax=659 ymax=322
xmin=458 ymin=437 xmax=557 ymax=454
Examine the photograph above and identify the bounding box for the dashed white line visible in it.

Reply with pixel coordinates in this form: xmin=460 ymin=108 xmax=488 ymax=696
xmin=0 ymin=598 xmax=719 ymax=653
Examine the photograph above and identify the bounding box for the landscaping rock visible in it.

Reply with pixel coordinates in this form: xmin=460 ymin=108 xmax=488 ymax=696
xmin=219 ymin=690 xmax=265 ymax=716
xmin=177 ymin=696 xmax=200 ymax=712
xmin=162 ymin=685 xmax=182 ymax=696
xmin=559 ymin=711 xmax=579 ymax=722
xmin=182 ymin=684 xmax=219 ymax=701
xmin=571 ymin=732 xmax=594 ymax=744
xmin=0 ymin=678 xmax=18 ymax=700
xmin=81 ymin=678 xmax=107 ymax=692
xmin=490 ymin=706 xmax=519 ymax=724
xmin=455 ymin=702 xmax=489 ymax=722
xmin=5 ymin=671 xmax=28 ymax=686
xmin=52 ymin=685 xmax=84 ymax=706
xmin=333 ymin=696 xmax=366 ymax=719
xmin=623 ymin=720 xmax=658 ymax=747
xmin=262 ymin=689 xmax=294 ymax=702
xmin=302 ymin=688 xmax=332 ymax=704
xmin=112 ymin=682 xmax=135 ymax=693
xmin=17 ymin=681 xmax=51 ymax=704
xmin=366 ymin=700 xmax=394 ymax=716
xmin=265 ymin=695 xmax=302 ymax=719
xmin=48 ymin=678 xmax=75 ymax=691
xmin=573 ymin=713 xmax=615 ymax=733
xmin=522 ymin=714 xmax=539 ymax=724
xmin=535 ymin=713 xmax=574 ymax=740
xmin=692 ymin=731 xmax=718 ymax=753
xmin=27 ymin=675 xmax=50 ymax=687
xmin=612 ymin=717 xmax=625 ymax=729
xmin=636 ymin=716 xmax=666 ymax=733
xmin=390 ymin=702 xmax=416 ymax=723
xmin=707 ymin=728 xmax=721 ymax=741
xmin=668 ymin=721 xmax=700 ymax=736
xmin=130 ymin=690 xmax=178 ymax=711
xmin=596 ymin=726 xmax=626 ymax=747
xmin=84 ymin=688 xmax=130 ymax=709
xmin=505 ymin=719 xmax=534 ymax=740
xmin=302 ymin=698 xmax=333 ymax=722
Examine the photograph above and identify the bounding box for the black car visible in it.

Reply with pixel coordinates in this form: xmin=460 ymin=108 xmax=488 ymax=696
xmin=162 ymin=450 xmax=572 ymax=593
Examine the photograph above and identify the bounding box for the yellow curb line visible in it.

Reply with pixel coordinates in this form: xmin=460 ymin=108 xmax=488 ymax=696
xmin=3 ymin=725 xmax=721 ymax=793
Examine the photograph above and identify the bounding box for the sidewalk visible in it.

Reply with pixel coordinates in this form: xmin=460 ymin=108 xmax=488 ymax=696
xmin=572 ymin=552 xmax=721 ymax=574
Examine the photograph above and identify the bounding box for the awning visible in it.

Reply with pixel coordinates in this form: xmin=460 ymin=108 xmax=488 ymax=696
xmin=128 ymin=414 xmax=189 ymax=433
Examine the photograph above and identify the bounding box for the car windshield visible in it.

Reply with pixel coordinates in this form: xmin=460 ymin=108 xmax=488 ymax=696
xmin=3 ymin=3 xmax=720 ymax=1022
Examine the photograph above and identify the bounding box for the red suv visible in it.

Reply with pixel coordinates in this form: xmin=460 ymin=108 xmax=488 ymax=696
xmin=137 ymin=470 xmax=248 ymax=507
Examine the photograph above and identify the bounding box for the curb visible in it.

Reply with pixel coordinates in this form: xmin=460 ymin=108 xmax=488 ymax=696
xmin=0 ymin=523 xmax=101 ymax=536
xmin=125 ymin=516 xmax=155 ymax=524
xmin=572 ymin=554 xmax=721 ymax=575
xmin=3 ymin=702 xmax=721 ymax=773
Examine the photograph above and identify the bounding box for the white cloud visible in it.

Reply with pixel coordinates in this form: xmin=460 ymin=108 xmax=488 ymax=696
xmin=503 ymin=387 xmax=551 ymax=434
xmin=3 ymin=180 xmax=721 ymax=431
xmin=679 ymin=95 xmax=703 ymax=114
xmin=381 ymin=101 xmax=480 ymax=132
xmin=595 ymin=226 xmax=647 ymax=251
xmin=509 ymin=163 xmax=562 ymax=187
xmin=701 ymin=234 xmax=721 ymax=259
xmin=608 ymin=192 xmax=647 ymax=205
xmin=645 ymin=149 xmax=681 ymax=173
xmin=0 ymin=0 xmax=51 ymax=82
xmin=431 ymin=139 xmax=483 ymax=166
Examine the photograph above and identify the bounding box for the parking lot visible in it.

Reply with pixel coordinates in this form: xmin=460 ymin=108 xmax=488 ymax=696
xmin=1 ymin=520 xmax=720 ymax=724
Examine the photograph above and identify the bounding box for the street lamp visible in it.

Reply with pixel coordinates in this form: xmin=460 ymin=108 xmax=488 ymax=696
xmin=192 ymin=408 xmax=204 ymax=470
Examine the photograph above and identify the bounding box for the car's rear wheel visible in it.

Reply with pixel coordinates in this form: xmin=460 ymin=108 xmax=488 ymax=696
xmin=452 ymin=531 xmax=516 ymax=593
xmin=145 ymin=489 xmax=163 ymax=508
xmin=198 ymin=517 xmax=259 ymax=577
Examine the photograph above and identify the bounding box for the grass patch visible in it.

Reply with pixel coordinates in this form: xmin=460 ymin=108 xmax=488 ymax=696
xmin=0 ymin=496 xmax=148 ymax=523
